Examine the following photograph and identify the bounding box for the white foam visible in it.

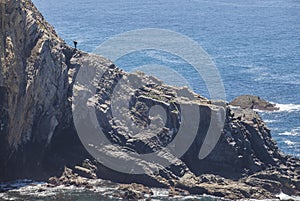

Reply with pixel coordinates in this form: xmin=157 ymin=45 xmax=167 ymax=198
xmin=22 ymin=185 xmax=87 ymax=198
xmin=263 ymin=119 xmax=276 ymax=123
xmin=254 ymin=103 xmax=300 ymax=113
xmin=276 ymin=103 xmax=300 ymax=112
xmin=276 ymin=192 xmax=300 ymax=201
xmin=253 ymin=108 xmax=271 ymax=113
xmin=284 ymin=140 xmax=295 ymax=146
xmin=279 ymin=128 xmax=300 ymax=136
xmin=0 ymin=193 xmax=18 ymax=200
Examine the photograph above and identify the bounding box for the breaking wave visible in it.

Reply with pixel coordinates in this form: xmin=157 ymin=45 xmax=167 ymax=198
xmin=276 ymin=103 xmax=300 ymax=112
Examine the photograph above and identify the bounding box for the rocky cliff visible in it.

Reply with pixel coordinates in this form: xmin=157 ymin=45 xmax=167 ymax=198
xmin=0 ymin=0 xmax=299 ymax=200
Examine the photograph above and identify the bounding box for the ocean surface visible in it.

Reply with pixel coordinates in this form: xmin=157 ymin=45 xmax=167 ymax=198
xmin=2 ymin=0 xmax=299 ymax=200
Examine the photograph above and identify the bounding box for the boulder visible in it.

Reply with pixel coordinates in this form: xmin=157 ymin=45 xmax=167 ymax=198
xmin=230 ymin=95 xmax=279 ymax=111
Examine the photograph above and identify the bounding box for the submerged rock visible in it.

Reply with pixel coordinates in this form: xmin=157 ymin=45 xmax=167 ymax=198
xmin=0 ymin=0 xmax=299 ymax=200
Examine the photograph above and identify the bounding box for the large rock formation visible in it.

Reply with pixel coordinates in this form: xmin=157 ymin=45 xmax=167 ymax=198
xmin=0 ymin=0 xmax=299 ymax=200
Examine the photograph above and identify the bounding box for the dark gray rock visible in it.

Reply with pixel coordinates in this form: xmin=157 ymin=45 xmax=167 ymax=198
xmin=0 ymin=1 xmax=299 ymax=200
xmin=230 ymin=95 xmax=279 ymax=111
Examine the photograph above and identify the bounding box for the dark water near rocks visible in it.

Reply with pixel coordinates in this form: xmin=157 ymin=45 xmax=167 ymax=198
xmin=0 ymin=180 xmax=228 ymax=201
xmin=2 ymin=0 xmax=299 ymax=200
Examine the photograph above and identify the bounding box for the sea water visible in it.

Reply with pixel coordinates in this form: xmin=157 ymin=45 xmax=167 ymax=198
xmin=2 ymin=0 xmax=299 ymax=200
xmin=0 ymin=180 xmax=228 ymax=201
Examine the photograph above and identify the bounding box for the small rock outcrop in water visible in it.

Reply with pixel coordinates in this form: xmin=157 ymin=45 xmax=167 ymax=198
xmin=230 ymin=95 xmax=279 ymax=111
xmin=0 ymin=0 xmax=299 ymax=200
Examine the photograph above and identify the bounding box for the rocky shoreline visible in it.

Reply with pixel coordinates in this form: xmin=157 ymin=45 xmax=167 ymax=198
xmin=0 ymin=0 xmax=299 ymax=200
xmin=43 ymin=155 xmax=300 ymax=200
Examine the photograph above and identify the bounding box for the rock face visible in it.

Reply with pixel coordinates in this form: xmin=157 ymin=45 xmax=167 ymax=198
xmin=0 ymin=1 xmax=299 ymax=200
xmin=230 ymin=95 xmax=279 ymax=111
xmin=0 ymin=0 xmax=83 ymax=180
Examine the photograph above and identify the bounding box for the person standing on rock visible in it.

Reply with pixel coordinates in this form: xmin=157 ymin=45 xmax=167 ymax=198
xmin=73 ymin=40 xmax=78 ymax=49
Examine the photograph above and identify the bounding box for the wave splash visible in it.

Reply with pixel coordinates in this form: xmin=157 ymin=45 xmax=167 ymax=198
xmin=254 ymin=103 xmax=300 ymax=113
xmin=279 ymin=127 xmax=300 ymax=137
xmin=276 ymin=192 xmax=300 ymax=201
xmin=276 ymin=103 xmax=300 ymax=112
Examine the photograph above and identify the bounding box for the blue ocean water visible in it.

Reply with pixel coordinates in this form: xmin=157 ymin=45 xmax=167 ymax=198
xmin=31 ymin=0 xmax=300 ymax=157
